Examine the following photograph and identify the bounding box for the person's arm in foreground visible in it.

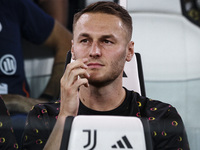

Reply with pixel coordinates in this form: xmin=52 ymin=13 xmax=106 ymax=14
xmin=43 ymin=58 xmax=90 ymax=150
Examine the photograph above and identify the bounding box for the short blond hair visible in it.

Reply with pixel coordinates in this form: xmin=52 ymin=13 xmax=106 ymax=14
xmin=73 ymin=1 xmax=132 ymax=41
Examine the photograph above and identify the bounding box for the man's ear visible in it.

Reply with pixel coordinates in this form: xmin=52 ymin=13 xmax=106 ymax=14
xmin=126 ymin=41 xmax=134 ymax=62
xmin=71 ymin=40 xmax=76 ymax=60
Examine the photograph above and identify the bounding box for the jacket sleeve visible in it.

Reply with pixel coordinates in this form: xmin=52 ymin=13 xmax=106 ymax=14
xmin=22 ymin=104 xmax=51 ymax=150
xmin=145 ymin=99 xmax=190 ymax=150
xmin=0 ymin=96 xmax=18 ymax=150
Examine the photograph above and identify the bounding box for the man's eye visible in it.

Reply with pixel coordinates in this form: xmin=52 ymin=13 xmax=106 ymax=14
xmin=104 ymin=40 xmax=113 ymax=44
xmin=80 ymin=39 xmax=88 ymax=43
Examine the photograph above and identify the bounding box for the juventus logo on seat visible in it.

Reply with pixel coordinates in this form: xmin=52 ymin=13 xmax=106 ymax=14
xmin=83 ymin=129 xmax=97 ymax=150
xmin=111 ymin=135 xmax=133 ymax=149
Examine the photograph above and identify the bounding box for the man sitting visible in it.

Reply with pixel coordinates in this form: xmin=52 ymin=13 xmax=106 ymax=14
xmin=22 ymin=2 xmax=190 ymax=150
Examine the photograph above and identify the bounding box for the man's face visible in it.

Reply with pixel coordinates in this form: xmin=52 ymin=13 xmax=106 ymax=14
xmin=72 ymin=13 xmax=133 ymax=86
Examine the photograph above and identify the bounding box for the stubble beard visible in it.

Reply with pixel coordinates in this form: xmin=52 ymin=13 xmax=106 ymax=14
xmin=88 ymin=60 xmax=125 ymax=88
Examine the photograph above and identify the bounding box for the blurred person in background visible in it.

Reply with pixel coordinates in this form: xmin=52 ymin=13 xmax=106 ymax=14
xmin=0 ymin=0 xmax=72 ymax=110
xmin=0 ymin=0 xmax=72 ymax=146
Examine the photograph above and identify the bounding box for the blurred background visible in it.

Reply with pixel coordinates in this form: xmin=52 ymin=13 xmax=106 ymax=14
xmin=23 ymin=0 xmax=200 ymax=149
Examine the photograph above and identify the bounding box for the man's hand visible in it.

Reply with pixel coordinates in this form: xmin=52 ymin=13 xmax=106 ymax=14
xmin=59 ymin=58 xmax=90 ymax=117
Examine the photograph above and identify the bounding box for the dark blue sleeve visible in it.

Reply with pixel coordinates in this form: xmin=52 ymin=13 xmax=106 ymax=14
xmin=16 ymin=0 xmax=55 ymax=44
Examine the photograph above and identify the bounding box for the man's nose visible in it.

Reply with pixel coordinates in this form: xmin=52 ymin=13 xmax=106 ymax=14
xmin=89 ymin=42 xmax=102 ymax=58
